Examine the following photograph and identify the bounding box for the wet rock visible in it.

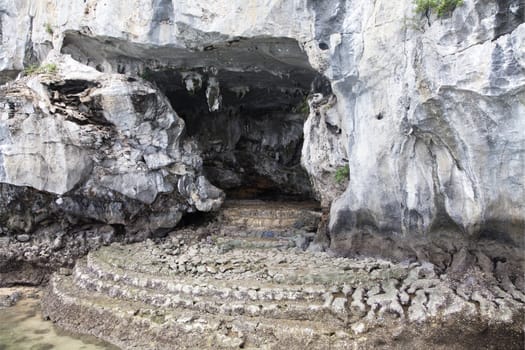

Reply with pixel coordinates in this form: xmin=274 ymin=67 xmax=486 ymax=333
xmin=0 ymin=291 xmax=22 ymax=307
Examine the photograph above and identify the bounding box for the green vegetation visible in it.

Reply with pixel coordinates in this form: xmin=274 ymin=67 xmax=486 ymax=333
xmin=24 ymin=63 xmax=58 ymax=76
xmin=298 ymin=99 xmax=309 ymax=115
xmin=44 ymin=23 xmax=53 ymax=35
xmin=292 ymin=97 xmax=309 ymax=116
xmin=139 ymin=68 xmax=153 ymax=81
xmin=334 ymin=165 xmax=349 ymax=183
xmin=415 ymin=0 xmax=463 ymax=17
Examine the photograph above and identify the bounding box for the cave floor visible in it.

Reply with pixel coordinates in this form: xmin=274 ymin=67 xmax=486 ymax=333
xmin=39 ymin=213 xmax=524 ymax=350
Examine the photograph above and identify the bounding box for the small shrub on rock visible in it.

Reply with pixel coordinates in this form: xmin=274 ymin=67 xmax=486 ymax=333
xmin=334 ymin=165 xmax=349 ymax=183
xmin=415 ymin=0 xmax=463 ymax=17
xmin=24 ymin=63 xmax=58 ymax=76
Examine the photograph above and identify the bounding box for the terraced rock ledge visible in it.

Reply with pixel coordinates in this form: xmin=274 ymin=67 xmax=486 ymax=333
xmin=42 ymin=226 xmax=524 ymax=349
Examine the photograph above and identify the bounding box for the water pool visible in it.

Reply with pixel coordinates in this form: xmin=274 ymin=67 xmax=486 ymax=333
xmin=0 ymin=290 xmax=117 ymax=350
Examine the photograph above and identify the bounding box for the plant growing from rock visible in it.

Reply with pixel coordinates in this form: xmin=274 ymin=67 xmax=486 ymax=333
xmin=295 ymin=97 xmax=310 ymax=115
xmin=334 ymin=165 xmax=349 ymax=183
xmin=415 ymin=0 xmax=463 ymax=17
xmin=139 ymin=68 xmax=152 ymax=81
xmin=44 ymin=23 xmax=53 ymax=35
xmin=24 ymin=63 xmax=58 ymax=76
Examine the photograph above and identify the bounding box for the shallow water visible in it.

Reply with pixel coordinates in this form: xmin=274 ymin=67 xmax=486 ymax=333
xmin=0 ymin=296 xmax=117 ymax=350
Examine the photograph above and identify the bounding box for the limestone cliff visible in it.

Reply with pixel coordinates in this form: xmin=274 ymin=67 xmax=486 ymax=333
xmin=0 ymin=0 xmax=523 ymax=282
xmin=324 ymin=0 xmax=525 ymax=264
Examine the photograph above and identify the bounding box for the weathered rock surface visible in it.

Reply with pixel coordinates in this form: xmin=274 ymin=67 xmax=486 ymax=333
xmin=0 ymin=0 xmax=523 ymax=307
xmin=1 ymin=55 xmax=223 ymax=209
xmin=0 ymin=55 xmax=224 ymax=284
xmin=2 ymin=0 xmax=522 ymax=260
xmin=324 ymin=0 xmax=525 ymax=262
xmin=43 ymin=229 xmax=524 ymax=349
xmin=0 ymin=288 xmax=22 ymax=307
xmin=220 ymin=200 xmax=321 ymax=232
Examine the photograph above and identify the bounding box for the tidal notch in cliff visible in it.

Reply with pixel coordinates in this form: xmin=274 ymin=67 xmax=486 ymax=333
xmin=61 ymin=32 xmax=326 ymax=201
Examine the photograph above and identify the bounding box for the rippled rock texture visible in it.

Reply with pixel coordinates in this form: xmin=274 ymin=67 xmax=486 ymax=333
xmin=43 ymin=230 xmax=525 ymax=349
xmin=326 ymin=0 xmax=525 ymax=265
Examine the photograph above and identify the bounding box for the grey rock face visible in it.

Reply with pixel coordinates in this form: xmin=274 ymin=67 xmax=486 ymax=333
xmin=323 ymin=0 xmax=525 ymax=264
xmin=302 ymin=94 xmax=348 ymax=206
xmin=0 ymin=0 xmax=523 ymax=275
xmin=0 ymin=56 xmax=224 ymax=235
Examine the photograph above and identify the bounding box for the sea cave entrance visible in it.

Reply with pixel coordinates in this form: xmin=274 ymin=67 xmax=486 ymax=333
xmin=62 ymin=33 xmax=329 ymax=202
xmin=152 ymin=67 xmax=319 ymax=201
xmin=141 ymin=41 xmax=331 ymax=202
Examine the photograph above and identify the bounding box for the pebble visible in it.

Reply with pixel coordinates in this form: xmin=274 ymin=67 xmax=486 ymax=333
xmin=16 ymin=234 xmax=31 ymax=242
xmin=0 ymin=291 xmax=22 ymax=307
xmin=322 ymin=292 xmax=334 ymax=307
xmin=351 ymin=322 xmax=367 ymax=334
xmin=332 ymin=297 xmax=348 ymax=314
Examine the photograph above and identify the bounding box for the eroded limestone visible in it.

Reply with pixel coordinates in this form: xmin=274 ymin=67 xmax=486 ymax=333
xmin=43 ymin=229 xmax=524 ymax=349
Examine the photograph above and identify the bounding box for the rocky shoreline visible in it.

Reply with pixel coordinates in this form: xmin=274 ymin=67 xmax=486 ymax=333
xmin=41 ymin=228 xmax=524 ymax=349
xmin=1 ymin=201 xmax=523 ymax=349
xmin=0 ymin=287 xmax=118 ymax=350
xmin=1 ymin=0 xmax=524 ymax=348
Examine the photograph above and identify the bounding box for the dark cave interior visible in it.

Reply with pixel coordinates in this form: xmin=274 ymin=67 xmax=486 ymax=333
xmin=61 ymin=32 xmax=334 ymax=201
xmin=147 ymin=67 xmax=320 ymax=201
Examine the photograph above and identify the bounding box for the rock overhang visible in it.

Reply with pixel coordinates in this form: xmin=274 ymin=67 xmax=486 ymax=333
xmin=0 ymin=57 xmax=226 ymax=239
xmin=60 ymin=31 xmax=316 ymax=77
xmin=57 ymin=31 xmax=327 ymax=201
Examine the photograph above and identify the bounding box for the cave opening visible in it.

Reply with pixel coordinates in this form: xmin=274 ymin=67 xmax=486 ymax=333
xmin=149 ymin=67 xmax=318 ymax=201
xmin=61 ymin=33 xmax=329 ymax=202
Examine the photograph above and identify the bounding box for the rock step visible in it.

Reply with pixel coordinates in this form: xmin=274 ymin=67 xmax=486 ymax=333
xmin=220 ymin=200 xmax=321 ymax=230
xmin=88 ymin=243 xmax=407 ymax=292
xmin=87 ymin=243 xmax=525 ymax=324
xmin=221 ymin=216 xmax=303 ymax=229
xmin=214 ymin=236 xmax=297 ymax=250
xmin=43 ymin=274 xmax=354 ymax=350
xmin=44 ymin=238 xmax=525 ymax=349
xmin=84 ymin=254 xmax=331 ymax=302
xmin=74 ymin=260 xmax=344 ymax=323
xmin=222 ymin=200 xmax=320 ymax=212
